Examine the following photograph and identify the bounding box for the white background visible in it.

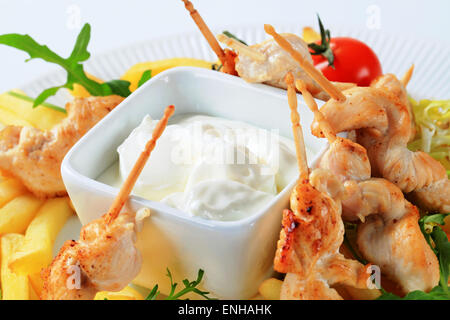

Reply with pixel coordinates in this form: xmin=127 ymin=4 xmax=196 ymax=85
xmin=0 ymin=0 xmax=449 ymax=92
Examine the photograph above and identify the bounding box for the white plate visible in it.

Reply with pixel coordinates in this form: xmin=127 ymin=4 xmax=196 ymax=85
xmin=21 ymin=24 xmax=450 ymax=104
xmin=27 ymin=24 xmax=447 ymax=286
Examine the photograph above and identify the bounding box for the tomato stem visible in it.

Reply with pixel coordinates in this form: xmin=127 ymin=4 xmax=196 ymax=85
xmin=308 ymin=15 xmax=335 ymax=68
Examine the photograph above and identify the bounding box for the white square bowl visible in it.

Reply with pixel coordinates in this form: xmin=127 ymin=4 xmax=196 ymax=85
xmin=61 ymin=67 xmax=326 ymax=299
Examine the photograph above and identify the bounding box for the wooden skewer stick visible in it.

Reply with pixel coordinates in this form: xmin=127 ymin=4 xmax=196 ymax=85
xmin=106 ymin=105 xmax=175 ymax=223
xmin=264 ymin=24 xmax=346 ymax=102
xmin=285 ymin=72 xmax=309 ymax=180
xmin=216 ymin=34 xmax=266 ymax=62
xmin=401 ymin=64 xmax=414 ymax=87
xmin=181 ymin=0 xmax=226 ymax=65
xmin=332 ymin=81 xmax=357 ymax=91
xmin=295 ymin=79 xmax=337 ymax=144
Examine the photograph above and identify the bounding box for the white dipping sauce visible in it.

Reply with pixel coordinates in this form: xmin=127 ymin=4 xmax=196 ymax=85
xmin=98 ymin=114 xmax=302 ymax=221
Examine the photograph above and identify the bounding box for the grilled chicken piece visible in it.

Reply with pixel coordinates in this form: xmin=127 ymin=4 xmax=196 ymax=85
xmin=317 ymin=137 xmax=374 ymax=221
xmin=220 ymin=33 xmax=328 ymax=100
xmin=310 ymin=81 xmax=450 ymax=213
xmin=41 ymin=209 xmax=149 ymax=300
xmin=0 ymin=96 xmax=124 ymax=198
xmin=318 ymin=137 xmax=371 ymax=182
xmin=340 ymin=178 xmax=440 ymax=292
xmin=41 ymin=105 xmax=173 ymax=300
xmin=310 ymin=86 xmax=391 ymax=137
xmin=181 ymin=1 xmax=334 ymax=100
xmin=371 ymin=73 xmax=415 ymax=139
xmin=357 ymin=204 xmax=439 ymax=293
xmin=275 ymin=169 xmax=371 ymax=300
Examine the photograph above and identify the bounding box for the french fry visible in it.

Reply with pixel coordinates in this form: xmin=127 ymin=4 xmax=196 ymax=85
xmin=0 ymin=90 xmax=66 ymax=130
xmin=121 ymin=58 xmax=213 ymax=92
xmin=95 ymin=286 xmax=145 ymax=300
xmin=258 ymin=278 xmax=283 ymax=300
xmin=29 ymin=284 xmax=40 ymax=300
xmin=1 ymin=233 xmax=29 ymax=300
xmin=302 ymin=27 xmax=321 ymax=43
xmin=0 ymin=178 xmax=28 ymax=208
xmin=0 ymin=195 xmax=43 ymax=235
xmin=332 ymin=284 xmax=353 ymax=300
xmin=344 ymin=286 xmax=381 ymax=300
xmin=9 ymin=197 xmax=73 ymax=275
xmin=28 ymin=272 xmax=44 ymax=297
xmin=0 ymin=107 xmax=33 ymax=127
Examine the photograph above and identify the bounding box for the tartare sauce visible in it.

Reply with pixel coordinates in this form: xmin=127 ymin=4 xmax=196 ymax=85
xmin=98 ymin=114 xmax=301 ymax=221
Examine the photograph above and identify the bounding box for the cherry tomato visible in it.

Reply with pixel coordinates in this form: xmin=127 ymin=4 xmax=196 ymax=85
xmin=312 ymin=37 xmax=382 ymax=87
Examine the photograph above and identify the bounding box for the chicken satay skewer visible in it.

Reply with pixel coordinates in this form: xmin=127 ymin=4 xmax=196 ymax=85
xmin=264 ymin=24 xmax=346 ymax=102
xmin=303 ymin=57 xmax=448 ymax=213
xmin=216 ymin=34 xmax=266 ymax=62
xmin=264 ymin=25 xmax=448 ymax=213
xmin=286 ymin=73 xmax=332 ymax=279
xmin=297 ymin=78 xmax=372 ymax=219
xmin=296 ymin=81 xmax=440 ymax=293
xmin=181 ymin=0 xmax=237 ymax=75
xmin=106 ymin=105 xmax=175 ymax=223
xmin=42 ymin=105 xmax=175 ymax=300
xmin=285 ymin=73 xmax=323 ymax=276
xmin=179 ymin=5 xmax=329 ymax=97
xmin=275 ymin=73 xmax=370 ymax=300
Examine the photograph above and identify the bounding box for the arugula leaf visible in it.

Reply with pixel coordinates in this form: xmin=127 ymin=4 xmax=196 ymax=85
xmin=419 ymin=213 xmax=449 ymax=255
xmin=432 ymin=226 xmax=450 ymax=290
xmin=138 ymin=70 xmax=152 ymax=88
xmin=419 ymin=214 xmax=448 ymax=254
xmin=0 ymin=23 xmax=140 ymax=108
xmin=104 ymin=80 xmax=132 ymax=97
xmin=222 ymin=31 xmax=247 ymax=45
xmin=421 ymin=213 xmax=449 ymax=226
xmin=378 ymin=286 xmax=450 ymax=300
xmin=0 ymin=24 xmax=113 ymax=107
xmin=145 ymin=268 xmax=215 ymax=300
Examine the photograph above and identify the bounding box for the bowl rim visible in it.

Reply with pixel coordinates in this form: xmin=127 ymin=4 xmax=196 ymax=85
xmin=62 ymin=67 xmax=327 ymax=230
